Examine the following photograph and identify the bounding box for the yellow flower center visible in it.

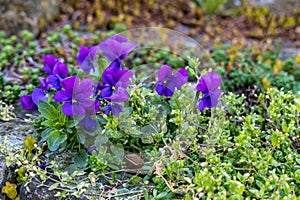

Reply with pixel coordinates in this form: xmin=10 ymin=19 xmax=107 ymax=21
xmin=163 ymin=80 xmax=167 ymax=84
xmin=112 ymin=86 xmax=116 ymax=90
xmin=72 ymin=99 xmax=77 ymax=104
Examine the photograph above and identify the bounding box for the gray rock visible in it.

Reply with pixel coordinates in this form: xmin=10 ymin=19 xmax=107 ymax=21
xmin=0 ymin=0 xmax=58 ymax=36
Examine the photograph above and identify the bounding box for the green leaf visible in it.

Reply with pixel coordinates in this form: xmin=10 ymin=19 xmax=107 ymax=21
xmin=47 ymin=130 xmax=67 ymax=151
xmin=72 ymin=149 xmax=88 ymax=168
xmin=49 ymin=182 xmax=60 ymax=190
xmin=38 ymin=101 xmax=58 ymax=120
xmin=40 ymin=128 xmax=53 ymax=142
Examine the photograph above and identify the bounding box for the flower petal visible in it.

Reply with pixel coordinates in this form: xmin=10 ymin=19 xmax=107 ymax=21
xmin=42 ymin=55 xmax=58 ymax=74
xmin=20 ymin=95 xmax=37 ymax=110
xmin=115 ymin=70 xmax=133 ymax=88
xmin=62 ymin=102 xmax=73 ymax=116
xmin=53 ymin=90 xmax=71 ymax=102
xmin=156 ymin=82 xmax=174 ymax=96
xmin=72 ymin=103 xmax=85 ymax=117
xmin=61 ymin=76 xmax=77 ymax=93
xmin=108 ymin=87 xmax=129 ymax=102
xmin=53 ymin=62 xmax=68 ymax=78
xmin=172 ymin=68 xmax=188 ymax=89
xmin=100 ymin=86 xmax=113 ymax=98
xmin=196 ymin=72 xmax=221 ymax=93
xmin=158 ymin=65 xmax=172 ymax=82
xmin=32 ymin=88 xmax=47 ymax=105
xmin=112 ymin=103 xmax=124 ymax=116
xmin=48 ymin=75 xmax=61 ymax=91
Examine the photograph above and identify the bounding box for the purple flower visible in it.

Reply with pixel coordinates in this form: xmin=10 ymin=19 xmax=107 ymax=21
xmin=53 ymin=76 xmax=94 ymax=116
xmin=32 ymin=88 xmax=47 ymax=105
xmin=95 ymin=67 xmax=133 ymax=99
xmin=155 ymin=65 xmax=188 ymax=97
xmin=196 ymin=72 xmax=222 ymax=111
xmin=47 ymin=62 xmax=69 ymax=91
xmin=77 ymin=45 xmax=100 ymax=74
xmin=101 ymin=87 xmax=129 ymax=116
xmin=78 ymin=101 xmax=99 ymax=132
xmin=42 ymin=55 xmax=58 ymax=75
xmin=20 ymin=95 xmax=37 ymax=110
xmin=100 ymin=35 xmax=136 ymax=71
xmin=39 ymin=162 xmax=47 ymax=170
xmin=20 ymin=88 xmax=47 ymax=110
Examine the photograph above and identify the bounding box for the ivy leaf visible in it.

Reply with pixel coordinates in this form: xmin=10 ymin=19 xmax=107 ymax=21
xmin=23 ymin=135 xmax=36 ymax=152
xmin=38 ymin=101 xmax=58 ymax=120
xmin=47 ymin=130 xmax=67 ymax=151
xmin=2 ymin=181 xmax=17 ymax=199
xmin=72 ymin=149 xmax=88 ymax=168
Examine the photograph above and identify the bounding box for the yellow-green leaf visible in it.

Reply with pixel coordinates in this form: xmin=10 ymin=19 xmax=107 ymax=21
xmin=23 ymin=136 xmax=36 ymax=152
xmin=2 ymin=181 xmax=17 ymax=199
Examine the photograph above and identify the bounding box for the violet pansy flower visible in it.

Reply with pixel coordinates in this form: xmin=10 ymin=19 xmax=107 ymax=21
xmin=20 ymin=88 xmax=47 ymax=110
xmin=155 ymin=65 xmax=188 ymax=97
xmin=42 ymin=55 xmax=58 ymax=75
xmin=196 ymin=72 xmax=222 ymax=111
xmin=53 ymin=76 xmax=94 ymax=116
xmin=77 ymin=45 xmax=100 ymax=74
xmin=101 ymin=86 xmax=130 ymax=116
xmin=100 ymin=35 xmax=136 ymax=71
xmin=20 ymin=95 xmax=37 ymax=110
xmin=95 ymin=67 xmax=133 ymax=99
xmin=78 ymin=101 xmax=100 ymax=132
xmin=47 ymin=62 xmax=69 ymax=90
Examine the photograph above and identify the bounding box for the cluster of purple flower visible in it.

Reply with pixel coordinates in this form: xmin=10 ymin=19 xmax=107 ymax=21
xmin=20 ymin=35 xmax=222 ymax=119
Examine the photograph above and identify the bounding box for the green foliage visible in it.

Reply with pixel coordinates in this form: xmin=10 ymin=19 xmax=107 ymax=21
xmin=196 ymin=0 xmax=227 ymax=14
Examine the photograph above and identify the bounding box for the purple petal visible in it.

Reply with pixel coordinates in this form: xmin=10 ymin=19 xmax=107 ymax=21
xmin=196 ymin=72 xmax=221 ymax=93
xmin=197 ymin=90 xmax=221 ymax=111
xmin=209 ymin=89 xmax=222 ymax=107
xmin=53 ymin=62 xmax=68 ymax=78
xmin=74 ymin=78 xmax=94 ymax=97
xmin=102 ymin=68 xmax=115 ymax=85
xmin=72 ymin=103 xmax=85 ymax=117
xmin=77 ymin=45 xmax=99 ymax=74
xmin=100 ymin=39 xmax=122 ymax=61
xmin=156 ymin=82 xmax=174 ymax=97
xmin=43 ymin=55 xmax=58 ymax=74
xmin=107 ymin=59 xmax=122 ymax=72
xmin=108 ymin=87 xmax=129 ymax=102
xmin=20 ymin=95 xmax=37 ymax=110
xmin=102 ymin=105 xmax=112 ymax=115
xmin=115 ymin=70 xmax=133 ymax=88
xmin=32 ymin=88 xmax=47 ymax=105
xmin=39 ymin=77 xmax=50 ymax=91
xmin=158 ymin=65 xmax=172 ymax=82
xmin=111 ymin=103 xmax=124 ymax=116
xmin=80 ymin=115 xmax=97 ymax=132
xmin=119 ymin=42 xmax=136 ymax=59
xmin=62 ymin=102 xmax=73 ymax=116
xmin=53 ymin=90 xmax=71 ymax=102
xmin=172 ymin=68 xmax=188 ymax=89
xmin=100 ymin=86 xmax=113 ymax=98
xmin=48 ymin=75 xmax=62 ymax=91
xmin=61 ymin=76 xmax=77 ymax=93
xmin=110 ymin=35 xmax=128 ymax=43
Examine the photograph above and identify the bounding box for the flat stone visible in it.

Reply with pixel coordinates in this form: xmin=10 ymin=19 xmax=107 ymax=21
xmin=0 ymin=0 xmax=58 ymax=36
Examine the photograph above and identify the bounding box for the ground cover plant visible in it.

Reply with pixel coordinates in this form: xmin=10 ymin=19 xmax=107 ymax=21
xmin=0 ymin=27 xmax=299 ymax=199
xmin=0 ymin=1 xmax=300 ymax=199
